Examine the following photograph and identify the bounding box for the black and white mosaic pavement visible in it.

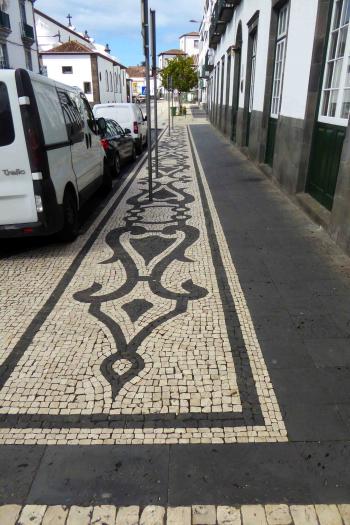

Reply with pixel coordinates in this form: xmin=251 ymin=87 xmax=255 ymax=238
xmin=0 ymin=124 xmax=286 ymax=444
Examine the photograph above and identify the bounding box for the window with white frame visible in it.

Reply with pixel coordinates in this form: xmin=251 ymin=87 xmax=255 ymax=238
xmin=270 ymin=2 xmax=290 ymax=118
xmin=0 ymin=44 xmax=9 ymax=69
xmin=249 ymin=32 xmax=258 ymax=113
xmin=319 ymin=0 xmax=350 ymax=125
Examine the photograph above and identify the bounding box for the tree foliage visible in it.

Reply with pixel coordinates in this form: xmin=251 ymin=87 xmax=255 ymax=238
xmin=160 ymin=56 xmax=198 ymax=94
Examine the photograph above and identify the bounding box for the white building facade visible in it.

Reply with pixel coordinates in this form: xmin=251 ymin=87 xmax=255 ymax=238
xmin=0 ymin=0 xmax=39 ymax=72
xmin=35 ymin=9 xmax=127 ymax=105
xmin=199 ymin=0 xmax=350 ymax=256
xmin=179 ymin=31 xmax=200 ymax=58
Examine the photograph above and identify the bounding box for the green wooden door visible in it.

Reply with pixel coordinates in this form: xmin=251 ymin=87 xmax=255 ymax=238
xmin=265 ymin=117 xmax=277 ymax=166
xmin=307 ymin=123 xmax=345 ymax=210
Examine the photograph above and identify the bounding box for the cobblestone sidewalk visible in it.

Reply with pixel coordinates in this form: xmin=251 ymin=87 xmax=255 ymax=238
xmin=2 ymin=503 xmax=350 ymax=524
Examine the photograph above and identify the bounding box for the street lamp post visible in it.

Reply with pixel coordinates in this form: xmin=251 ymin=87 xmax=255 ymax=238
xmin=150 ymin=9 xmax=159 ymax=179
xmin=141 ymin=0 xmax=153 ymax=202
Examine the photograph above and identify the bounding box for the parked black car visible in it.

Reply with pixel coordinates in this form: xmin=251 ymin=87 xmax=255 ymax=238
xmin=100 ymin=119 xmax=136 ymax=176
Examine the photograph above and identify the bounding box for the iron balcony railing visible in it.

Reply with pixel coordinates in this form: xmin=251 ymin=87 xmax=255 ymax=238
xmin=0 ymin=10 xmax=11 ymax=32
xmin=217 ymin=0 xmax=241 ymax=24
xmin=21 ymin=23 xmax=35 ymax=43
xmin=209 ymin=0 xmax=241 ymax=48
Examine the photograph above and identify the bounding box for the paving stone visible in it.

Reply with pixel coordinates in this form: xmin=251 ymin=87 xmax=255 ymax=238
xmin=338 ymin=505 xmax=350 ymax=525
xmin=192 ymin=505 xmax=216 ymax=525
xmin=0 ymin=505 xmax=21 ymax=525
xmin=91 ymin=505 xmax=117 ymax=525
xmin=315 ymin=504 xmax=343 ymax=525
xmin=140 ymin=505 xmax=165 ymax=525
xmin=17 ymin=505 xmax=47 ymax=525
xmin=290 ymin=505 xmax=318 ymax=525
xmin=66 ymin=506 xmax=93 ymax=525
xmin=265 ymin=505 xmax=292 ymax=525
xmin=217 ymin=506 xmax=241 ymax=524
xmin=167 ymin=507 xmax=192 ymax=525
xmin=115 ymin=506 xmax=140 ymax=525
xmin=241 ymin=505 xmax=267 ymax=525
xmin=42 ymin=506 xmax=69 ymax=524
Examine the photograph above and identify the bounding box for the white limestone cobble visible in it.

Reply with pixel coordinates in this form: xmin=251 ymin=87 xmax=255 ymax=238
xmin=1 ymin=504 xmax=350 ymax=524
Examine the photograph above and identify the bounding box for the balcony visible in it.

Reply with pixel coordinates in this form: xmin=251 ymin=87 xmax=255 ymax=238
xmin=198 ymin=65 xmax=209 ymax=79
xmin=209 ymin=0 xmax=241 ymax=48
xmin=0 ymin=10 xmax=11 ymax=35
xmin=0 ymin=57 xmax=10 ymax=69
xmin=21 ymin=23 xmax=35 ymax=45
xmin=217 ymin=0 xmax=241 ymax=24
xmin=205 ymin=51 xmax=214 ymax=73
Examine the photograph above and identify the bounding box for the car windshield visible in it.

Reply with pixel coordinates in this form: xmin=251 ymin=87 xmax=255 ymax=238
xmin=0 ymin=82 xmax=15 ymax=147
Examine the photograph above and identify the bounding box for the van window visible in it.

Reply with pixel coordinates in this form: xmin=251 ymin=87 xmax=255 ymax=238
xmin=81 ymin=96 xmax=97 ymax=133
xmin=0 ymin=82 xmax=15 ymax=147
xmin=57 ymin=89 xmax=84 ymax=141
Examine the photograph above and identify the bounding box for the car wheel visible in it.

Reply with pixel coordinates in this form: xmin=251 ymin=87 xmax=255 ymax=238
xmin=113 ymin=152 xmax=121 ymax=177
xmin=58 ymin=189 xmax=79 ymax=242
xmin=131 ymin=144 xmax=136 ymax=162
xmin=102 ymin=162 xmax=113 ymax=194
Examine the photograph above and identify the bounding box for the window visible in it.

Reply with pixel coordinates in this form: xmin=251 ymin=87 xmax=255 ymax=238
xmin=320 ymin=0 xmax=350 ymax=124
xmin=19 ymin=0 xmax=27 ymax=24
xmin=62 ymin=66 xmax=73 ymax=74
xmin=25 ymin=48 xmax=32 ymax=71
xmin=81 ymin=95 xmax=97 ymax=133
xmin=0 ymin=44 xmax=9 ymax=69
xmin=57 ymin=89 xmax=84 ymax=140
xmin=249 ymin=32 xmax=258 ymax=112
xmin=83 ymin=82 xmax=92 ymax=94
xmin=110 ymin=72 xmax=112 ymax=93
xmin=115 ymin=73 xmax=117 ymax=92
xmin=106 ymin=71 xmax=109 ymax=91
xmin=194 ymin=40 xmax=199 ymax=48
xmin=0 ymin=82 xmax=15 ymax=146
xmin=270 ymin=2 xmax=290 ymax=118
xmin=115 ymin=122 xmax=124 ymax=135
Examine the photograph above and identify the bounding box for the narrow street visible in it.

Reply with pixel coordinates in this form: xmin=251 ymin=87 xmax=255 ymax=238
xmin=0 ymin=109 xmax=350 ymax=523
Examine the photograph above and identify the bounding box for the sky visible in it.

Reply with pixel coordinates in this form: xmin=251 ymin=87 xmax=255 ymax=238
xmin=35 ymin=0 xmax=203 ymax=66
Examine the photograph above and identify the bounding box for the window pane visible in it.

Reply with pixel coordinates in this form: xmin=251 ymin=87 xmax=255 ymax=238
xmin=325 ymin=61 xmax=334 ymax=88
xmin=329 ymin=90 xmax=339 ymax=116
xmin=321 ymin=90 xmax=330 ymax=116
xmin=332 ymin=58 xmax=343 ymax=87
xmin=330 ymin=32 xmax=338 ymax=59
xmin=342 ymin=0 xmax=350 ymax=25
xmin=341 ymin=88 xmax=350 ymax=117
xmin=337 ymin=27 xmax=347 ymax=57
xmin=345 ymin=57 xmax=350 ymax=86
xmin=334 ymin=0 xmax=343 ymax=29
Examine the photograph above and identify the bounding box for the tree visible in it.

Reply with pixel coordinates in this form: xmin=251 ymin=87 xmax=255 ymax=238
xmin=160 ymin=56 xmax=198 ymax=105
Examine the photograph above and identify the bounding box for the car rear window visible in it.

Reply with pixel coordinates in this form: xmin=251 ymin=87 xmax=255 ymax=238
xmin=0 ymin=82 xmax=15 ymax=147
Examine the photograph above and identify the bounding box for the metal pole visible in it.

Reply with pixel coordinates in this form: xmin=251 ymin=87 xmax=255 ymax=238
xmin=171 ymin=79 xmax=174 ymax=130
xmin=167 ymin=75 xmax=171 ymax=136
xmin=141 ymin=0 xmax=153 ymax=201
xmin=150 ymin=9 xmax=159 ymax=178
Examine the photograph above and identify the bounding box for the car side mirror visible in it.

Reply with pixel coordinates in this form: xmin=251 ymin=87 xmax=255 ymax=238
xmin=124 ymin=128 xmax=131 ymax=135
xmin=97 ymin=117 xmax=107 ymax=134
xmin=143 ymin=115 xmax=147 ymax=121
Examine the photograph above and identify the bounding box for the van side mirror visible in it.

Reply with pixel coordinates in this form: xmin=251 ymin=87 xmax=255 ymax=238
xmin=97 ymin=117 xmax=107 ymax=134
xmin=124 ymin=128 xmax=131 ymax=135
xmin=143 ymin=115 xmax=147 ymax=122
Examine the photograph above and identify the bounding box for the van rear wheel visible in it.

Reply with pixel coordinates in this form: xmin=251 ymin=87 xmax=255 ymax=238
xmin=113 ymin=153 xmax=121 ymax=177
xmin=58 ymin=190 xmax=79 ymax=242
xmin=102 ymin=163 xmax=113 ymax=194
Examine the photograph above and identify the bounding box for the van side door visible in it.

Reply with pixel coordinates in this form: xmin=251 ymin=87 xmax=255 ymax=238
xmin=80 ymin=95 xmax=104 ymax=185
xmin=57 ymin=89 xmax=86 ymax=194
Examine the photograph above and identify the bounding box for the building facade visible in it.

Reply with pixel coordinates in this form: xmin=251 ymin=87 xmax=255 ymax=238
xmin=179 ymin=31 xmax=200 ymax=58
xmin=200 ymin=0 xmax=350 ymax=255
xmin=0 ymin=0 xmax=39 ymax=72
xmin=35 ymin=9 xmax=127 ymax=105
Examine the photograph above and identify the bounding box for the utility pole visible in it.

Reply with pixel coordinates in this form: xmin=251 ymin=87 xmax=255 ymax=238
xmin=150 ymin=9 xmax=159 ymax=179
xmin=141 ymin=0 xmax=153 ymax=201
xmin=171 ymin=76 xmax=174 ymax=130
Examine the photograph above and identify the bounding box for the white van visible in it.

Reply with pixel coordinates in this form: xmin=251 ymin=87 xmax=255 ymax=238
xmin=93 ymin=103 xmax=147 ymax=154
xmin=0 ymin=69 xmax=111 ymax=241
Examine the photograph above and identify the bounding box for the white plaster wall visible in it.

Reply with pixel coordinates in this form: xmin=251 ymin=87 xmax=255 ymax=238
xmin=4 ymin=0 xmax=39 ymax=72
xmin=41 ymin=54 xmax=93 ymax=102
xmin=98 ymin=55 xmax=118 ymax=103
xmin=180 ymin=35 xmax=200 ymax=57
xmin=281 ymin=0 xmax=318 ymax=119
